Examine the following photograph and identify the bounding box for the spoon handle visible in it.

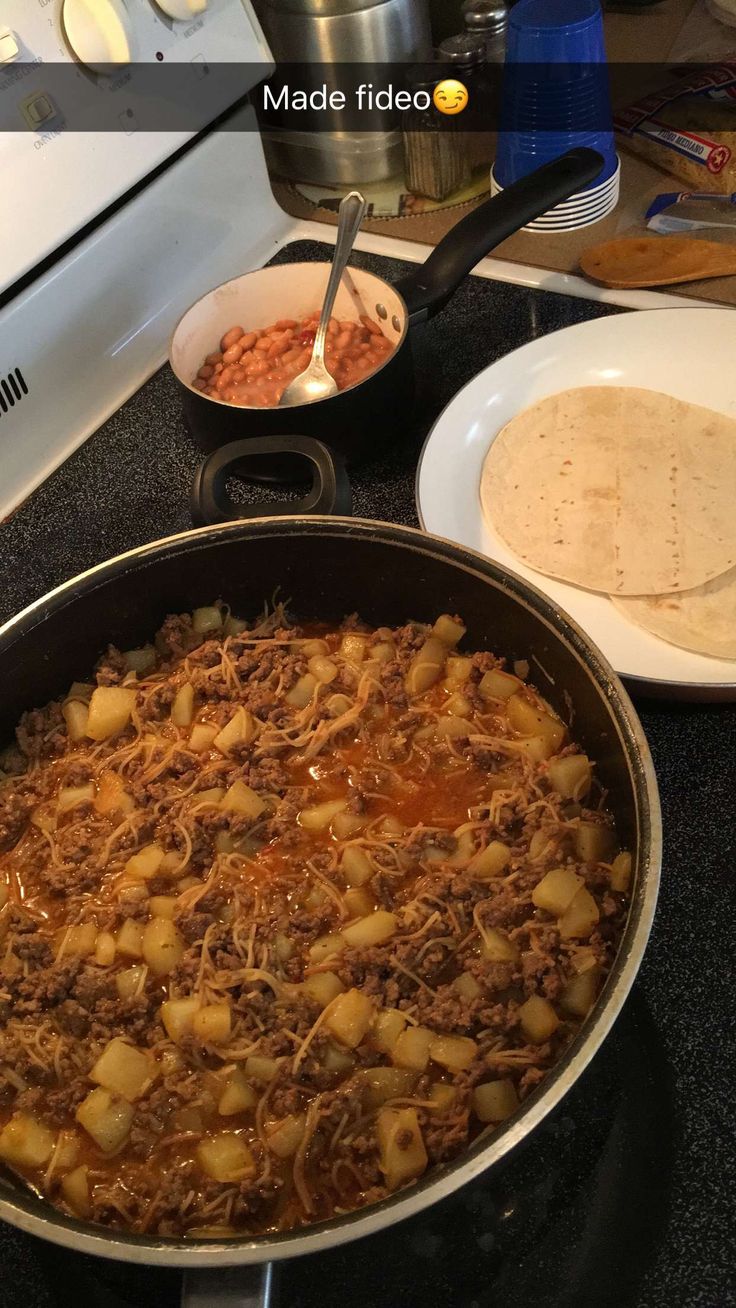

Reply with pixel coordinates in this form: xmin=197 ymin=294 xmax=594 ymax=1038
xmin=312 ymin=191 xmax=367 ymax=370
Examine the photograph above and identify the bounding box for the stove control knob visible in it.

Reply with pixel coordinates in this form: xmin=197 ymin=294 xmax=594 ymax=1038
xmin=62 ymin=0 xmax=134 ymax=72
xmin=152 ymin=0 xmax=208 ymax=18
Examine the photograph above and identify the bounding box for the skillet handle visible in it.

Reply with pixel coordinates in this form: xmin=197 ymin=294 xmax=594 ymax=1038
xmin=394 ymin=147 xmax=604 ymax=323
xmin=181 ymin=1263 xmax=276 ymax=1308
xmin=191 ymin=435 xmax=352 ymax=526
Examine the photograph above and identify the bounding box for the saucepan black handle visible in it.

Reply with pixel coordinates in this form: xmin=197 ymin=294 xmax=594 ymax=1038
xmin=191 ymin=436 xmax=352 ymax=527
xmin=394 ymin=147 xmax=604 ymax=323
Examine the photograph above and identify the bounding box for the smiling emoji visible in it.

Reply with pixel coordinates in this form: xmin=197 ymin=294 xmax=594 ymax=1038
xmin=433 ymin=78 xmax=469 ymax=115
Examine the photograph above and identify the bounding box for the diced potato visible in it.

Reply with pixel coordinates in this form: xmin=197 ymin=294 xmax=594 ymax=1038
xmin=124 ymin=645 xmax=156 ymax=676
xmin=429 ymin=1034 xmax=477 ymax=1072
xmin=115 ymin=964 xmax=147 ymax=999
xmin=116 ymin=918 xmax=144 ymax=960
xmin=125 ymin=843 xmax=164 ymax=881
xmin=66 ymin=681 xmax=94 ymax=703
xmin=95 ymin=770 xmax=133 ymax=816
xmin=223 ymin=614 xmax=247 ymax=637
xmin=341 ymin=846 xmax=373 ymax=886
xmin=192 ymin=606 xmax=222 ymax=635
xmin=297 ymin=638 xmax=329 ymax=657
xmin=558 ymin=887 xmax=600 ymax=940
xmin=560 ymin=966 xmax=601 ymax=1018
xmin=55 ymin=922 xmax=97 ymax=960
xmin=518 ymin=994 xmax=560 ymax=1044
xmin=142 ymin=917 xmax=185 ymax=977
xmin=76 ymin=1088 xmax=134 ymax=1153
xmin=532 ymin=866 xmax=584 ymax=916
xmin=218 ymin=1070 xmax=257 ymax=1116
xmin=221 ymin=780 xmax=266 ymax=821
xmin=0 ymin=1112 xmax=54 ymax=1168
xmin=433 ymin=715 xmax=476 ymax=739
xmin=308 ymin=655 xmax=338 ymax=684
xmin=325 ymin=988 xmax=374 ymax=1048
xmin=60 ymin=1164 xmax=90 ymax=1218
xmin=160 ymin=996 xmax=199 ymax=1043
xmin=266 ymin=1114 xmax=306 ymax=1159
xmin=244 ymin=1055 xmax=279 ymax=1084
xmin=445 ymin=655 xmax=473 ymax=686
xmin=92 ymin=936 xmax=115 ymax=967
xmin=196 ymin=1133 xmax=255 ymax=1183
xmin=298 ymin=798 xmax=347 ymax=831
xmin=286 ymin=673 xmax=317 ymax=708
xmin=444 ymin=691 xmax=472 ymax=718
xmin=447 ymin=828 xmax=476 ymax=866
xmin=192 ymin=1003 xmax=231 ymax=1045
xmin=468 ymin=840 xmax=511 ymax=880
xmin=53 ymin=1129 xmax=81 ymax=1172
xmin=547 ymin=754 xmax=592 ymax=801
xmin=188 ymin=722 xmax=218 ymax=753
xmin=432 ymin=614 xmax=466 ymax=646
xmin=326 ymin=693 xmax=353 ymax=719
xmin=57 ymin=784 xmax=95 ymax=814
xmin=423 ymin=1084 xmax=454 ymax=1114
xmin=192 ymin=787 xmax=226 ymax=809
xmin=478 ymin=668 xmax=520 ymax=702
xmin=62 ymin=700 xmax=89 ymax=742
xmin=321 ymin=1042 xmax=355 ymax=1074
xmin=308 ymin=933 xmax=345 ymax=964
xmin=171 ymin=682 xmax=195 ymax=727
xmin=574 ymin=822 xmax=615 ymax=863
xmin=332 ymin=811 xmax=367 ymax=841
xmin=372 ymin=1008 xmax=407 ymax=1053
xmin=473 ymin=1079 xmax=519 ymax=1123
xmin=340 ymin=633 xmax=367 ymax=664
xmin=506 ymin=694 xmax=565 ymax=757
xmin=300 ymin=971 xmax=345 ymax=1007
xmin=149 ymin=895 xmax=177 ymax=920
xmin=86 ymin=687 xmax=137 ymax=742
xmin=342 ymin=911 xmax=397 ymax=949
xmin=90 ymin=1038 xmax=154 ymax=1102
xmin=377 ymin=1107 xmax=428 ymax=1190
xmin=274 ymin=933 xmax=294 ymax=963
xmin=391 ymin=1025 xmax=433 ymax=1071
xmin=375 ymin=815 xmax=404 ymax=837
xmin=480 ymin=927 xmax=518 ymax=964
xmin=405 ymin=637 xmax=447 ymax=696
xmin=214 ymin=708 xmax=257 ymax=755
xmin=610 ymin=850 xmax=632 ymax=893
xmin=372 ymin=640 xmax=395 ymax=664
xmin=516 ymin=736 xmax=553 ymax=763
xmin=361 ymin=1066 xmax=417 ymax=1109
xmin=453 ymin=971 xmax=482 ymax=1001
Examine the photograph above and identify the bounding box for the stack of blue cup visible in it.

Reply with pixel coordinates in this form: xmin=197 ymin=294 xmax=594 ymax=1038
xmin=491 ymin=0 xmax=620 ymax=230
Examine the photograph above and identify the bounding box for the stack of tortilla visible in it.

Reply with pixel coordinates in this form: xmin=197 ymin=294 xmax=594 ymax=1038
xmin=479 ymin=387 xmax=736 ymax=660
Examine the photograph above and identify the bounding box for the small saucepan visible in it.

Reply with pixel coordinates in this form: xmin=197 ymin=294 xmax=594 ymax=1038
xmin=170 ymin=149 xmax=603 ymax=478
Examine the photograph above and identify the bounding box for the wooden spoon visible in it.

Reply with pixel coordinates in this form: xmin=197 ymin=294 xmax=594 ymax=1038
xmin=579 ymin=235 xmax=736 ymax=288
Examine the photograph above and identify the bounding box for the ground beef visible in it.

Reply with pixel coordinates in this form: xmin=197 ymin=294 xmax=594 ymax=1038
xmin=95 ymin=645 xmax=128 ymax=686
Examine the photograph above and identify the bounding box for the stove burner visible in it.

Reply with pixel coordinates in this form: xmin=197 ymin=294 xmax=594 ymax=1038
xmin=21 ymin=991 xmax=671 ymax=1308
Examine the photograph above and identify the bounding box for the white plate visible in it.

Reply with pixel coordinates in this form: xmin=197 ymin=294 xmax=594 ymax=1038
xmin=416 ymin=308 xmax=736 ymax=698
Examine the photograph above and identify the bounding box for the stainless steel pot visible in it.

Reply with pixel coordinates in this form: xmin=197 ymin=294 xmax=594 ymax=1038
xmin=0 ymin=518 xmax=661 ymax=1305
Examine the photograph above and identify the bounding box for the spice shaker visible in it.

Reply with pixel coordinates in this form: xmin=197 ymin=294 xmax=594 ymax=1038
xmin=401 ymin=66 xmax=471 ymax=202
xmin=462 ymin=0 xmax=508 ymax=62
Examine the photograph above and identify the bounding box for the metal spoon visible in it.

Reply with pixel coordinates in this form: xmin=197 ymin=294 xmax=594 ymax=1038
xmin=279 ymin=190 xmax=367 ymax=407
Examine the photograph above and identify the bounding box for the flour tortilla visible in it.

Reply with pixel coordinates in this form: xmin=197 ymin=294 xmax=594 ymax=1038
xmin=613 ymin=567 xmax=736 ymax=659
xmin=480 ymin=387 xmax=736 ymax=595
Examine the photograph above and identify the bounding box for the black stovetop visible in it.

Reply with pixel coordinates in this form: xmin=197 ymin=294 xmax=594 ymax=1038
xmin=1 ymin=242 xmax=734 ymax=1308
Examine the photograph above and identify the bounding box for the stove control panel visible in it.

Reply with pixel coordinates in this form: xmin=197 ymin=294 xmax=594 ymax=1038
xmin=0 ymin=0 xmax=272 ymax=297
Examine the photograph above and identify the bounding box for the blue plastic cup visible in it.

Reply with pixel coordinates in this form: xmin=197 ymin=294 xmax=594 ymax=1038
xmin=495 ymin=0 xmax=617 ymax=193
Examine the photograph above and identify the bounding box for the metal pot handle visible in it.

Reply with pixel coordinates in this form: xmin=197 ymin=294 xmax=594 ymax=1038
xmin=181 ymin=1263 xmax=276 ymax=1308
xmin=190 ymin=435 xmax=352 ymax=526
xmin=394 ymin=147 xmax=604 ymax=324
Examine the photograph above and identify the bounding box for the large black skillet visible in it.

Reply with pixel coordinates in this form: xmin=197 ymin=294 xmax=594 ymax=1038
xmin=0 ymin=515 xmax=660 ymax=1307
xmin=170 ymin=148 xmax=604 ymax=475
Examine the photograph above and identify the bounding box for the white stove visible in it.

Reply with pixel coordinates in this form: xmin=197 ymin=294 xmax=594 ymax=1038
xmin=0 ymin=0 xmax=699 ymax=523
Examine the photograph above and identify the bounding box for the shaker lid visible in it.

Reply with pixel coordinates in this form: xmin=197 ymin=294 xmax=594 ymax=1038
xmin=461 ymin=0 xmax=508 ymax=36
xmin=436 ymin=32 xmax=487 ymax=65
